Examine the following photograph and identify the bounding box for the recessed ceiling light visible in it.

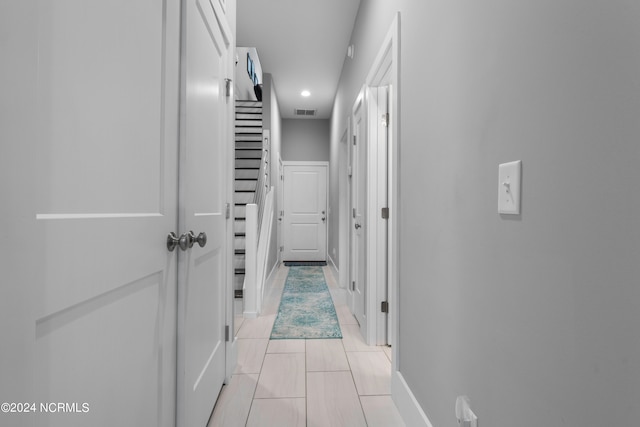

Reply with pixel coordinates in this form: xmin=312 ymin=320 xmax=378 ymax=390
xmin=301 ymin=90 xmax=311 ymax=97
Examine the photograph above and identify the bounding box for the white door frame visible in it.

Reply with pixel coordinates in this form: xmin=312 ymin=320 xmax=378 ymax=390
xmin=277 ymin=154 xmax=284 ymax=263
xmin=339 ymin=119 xmax=351 ymax=303
xmin=350 ymin=92 xmax=367 ymax=328
xmin=348 ymin=14 xmax=400 ymax=356
xmin=368 ymin=12 xmax=400 ymax=368
xmin=222 ymin=2 xmax=237 ymax=383
xmin=366 ymin=85 xmax=389 ymax=346
xmin=282 ymin=161 xmax=329 ymax=262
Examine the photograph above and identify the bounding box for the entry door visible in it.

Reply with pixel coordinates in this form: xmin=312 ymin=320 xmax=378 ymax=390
xmin=177 ymin=0 xmax=233 ymax=426
xmin=283 ymin=164 xmax=328 ymax=262
xmin=351 ymin=97 xmax=367 ymax=328
xmin=0 ymin=1 xmax=181 ymax=426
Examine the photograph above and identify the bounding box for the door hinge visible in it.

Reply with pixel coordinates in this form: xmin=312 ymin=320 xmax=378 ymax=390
xmin=381 ymin=301 xmax=389 ymax=313
xmin=352 ymin=208 xmax=356 ymax=218
xmin=225 ymin=78 xmax=232 ymax=97
xmin=353 ymin=135 xmax=356 ymax=145
xmin=351 ymin=281 xmax=356 ymax=291
xmin=381 ymin=207 xmax=389 ymax=219
xmin=280 ymin=246 xmax=284 ymax=252
xmin=382 ymin=113 xmax=389 ymax=128
xmin=225 ymin=203 xmax=231 ymax=219
xmin=225 ymin=325 xmax=230 ymax=342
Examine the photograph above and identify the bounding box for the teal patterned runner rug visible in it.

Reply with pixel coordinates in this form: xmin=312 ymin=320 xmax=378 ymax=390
xmin=270 ymin=266 xmax=342 ymax=339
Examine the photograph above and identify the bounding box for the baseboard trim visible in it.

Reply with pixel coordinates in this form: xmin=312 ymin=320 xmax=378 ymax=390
xmin=243 ymin=311 xmax=258 ymax=319
xmin=327 ymin=255 xmax=339 ymax=283
xmin=392 ymin=371 xmax=434 ymax=427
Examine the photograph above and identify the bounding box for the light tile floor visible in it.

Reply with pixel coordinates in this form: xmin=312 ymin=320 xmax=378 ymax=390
xmin=209 ymin=265 xmax=406 ymax=427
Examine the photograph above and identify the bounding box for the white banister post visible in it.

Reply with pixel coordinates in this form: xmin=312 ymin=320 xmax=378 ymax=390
xmin=243 ymin=203 xmax=258 ymax=318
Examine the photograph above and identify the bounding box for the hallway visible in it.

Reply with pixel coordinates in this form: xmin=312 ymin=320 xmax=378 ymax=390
xmin=208 ymin=265 xmax=405 ymax=427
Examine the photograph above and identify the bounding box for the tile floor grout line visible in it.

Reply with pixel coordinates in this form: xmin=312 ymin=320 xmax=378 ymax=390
xmin=344 ymin=340 xmax=370 ymax=426
xmin=304 ymin=339 xmax=308 ymax=427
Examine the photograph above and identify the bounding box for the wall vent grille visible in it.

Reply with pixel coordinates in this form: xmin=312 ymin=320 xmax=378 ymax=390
xmin=294 ymin=108 xmax=317 ymax=117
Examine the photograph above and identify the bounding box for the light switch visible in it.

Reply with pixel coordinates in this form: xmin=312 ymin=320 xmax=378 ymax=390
xmin=498 ymin=160 xmax=521 ymax=214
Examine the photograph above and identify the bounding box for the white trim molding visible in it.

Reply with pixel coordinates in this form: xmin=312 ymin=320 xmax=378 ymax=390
xmin=392 ymin=371 xmax=434 ymax=427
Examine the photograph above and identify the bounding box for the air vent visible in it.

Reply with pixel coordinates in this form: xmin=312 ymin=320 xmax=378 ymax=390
xmin=294 ymin=108 xmax=317 ymax=117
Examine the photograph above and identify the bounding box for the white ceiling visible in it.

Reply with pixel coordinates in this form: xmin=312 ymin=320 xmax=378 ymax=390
xmin=236 ymin=0 xmax=361 ymax=119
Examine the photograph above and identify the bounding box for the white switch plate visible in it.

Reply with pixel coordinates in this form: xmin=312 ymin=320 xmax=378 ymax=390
xmin=498 ymin=160 xmax=521 ymax=214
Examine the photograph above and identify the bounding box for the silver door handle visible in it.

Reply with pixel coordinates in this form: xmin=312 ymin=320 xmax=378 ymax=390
xmin=167 ymin=232 xmax=193 ymax=252
xmin=192 ymin=231 xmax=207 ymax=248
xmin=354 ymin=223 xmax=361 ymax=229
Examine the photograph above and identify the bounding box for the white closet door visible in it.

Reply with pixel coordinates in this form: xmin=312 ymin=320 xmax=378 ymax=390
xmin=1 ymin=1 xmax=181 ymax=426
xmin=176 ymin=0 xmax=233 ymax=426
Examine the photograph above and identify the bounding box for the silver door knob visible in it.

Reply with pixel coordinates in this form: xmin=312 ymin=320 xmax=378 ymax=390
xmin=354 ymin=223 xmax=361 ymax=229
xmin=167 ymin=232 xmax=179 ymax=251
xmin=186 ymin=231 xmax=207 ymax=248
xmin=193 ymin=231 xmax=207 ymax=248
xmin=167 ymin=232 xmax=193 ymax=252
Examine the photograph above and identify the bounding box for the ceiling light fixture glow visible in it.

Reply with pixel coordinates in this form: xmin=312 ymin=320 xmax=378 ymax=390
xmin=301 ymin=90 xmax=311 ymax=97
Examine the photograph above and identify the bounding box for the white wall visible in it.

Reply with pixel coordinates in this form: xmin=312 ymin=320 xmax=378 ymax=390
xmin=235 ymin=47 xmax=262 ymax=101
xmin=331 ymin=1 xmax=640 ymax=426
xmin=281 ymin=119 xmax=330 ymax=161
xmin=261 ymin=73 xmax=282 ymax=275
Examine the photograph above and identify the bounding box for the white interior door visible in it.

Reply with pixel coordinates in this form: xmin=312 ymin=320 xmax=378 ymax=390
xmin=351 ymin=97 xmax=367 ymax=329
xmin=177 ymin=0 xmax=233 ymax=426
xmin=283 ymin=163 xmax=328 ymax=262
xmin=0 ymin=1 xmax=181 ymax=426
xmin=370 ymin=86 xmax=390 ymax=346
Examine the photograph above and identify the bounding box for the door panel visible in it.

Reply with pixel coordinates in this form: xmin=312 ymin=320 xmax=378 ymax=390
xmin=283 ymin=165 xmax=328 ymax=262
xmin=177 ymin=0 xmax=232 ymax=425
xmin=1 ymin=1 xmax=181 ymax=426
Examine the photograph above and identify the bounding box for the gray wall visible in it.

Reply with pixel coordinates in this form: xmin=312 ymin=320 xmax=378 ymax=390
xmin=281 ymin=119 xmax=330 ymax=161
xmin=261 ymin=73 xmax=282 ymax=276
xmin=331 ymin=1 xmax=640 ymax=426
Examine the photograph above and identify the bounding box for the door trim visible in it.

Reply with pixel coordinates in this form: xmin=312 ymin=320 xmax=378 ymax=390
xmin=366 ymin=85 xmax=389 ymax=346
xmin=338 ymin=118 xmax=351 ymax=307
xmin=348 ymin=13 xmax=400 ymax=356
xmin=277 ymin=154 xmax=284 ymax=264
xmin=364 ymin=12 xmax=400 ymax=370
xmin=282 ymin=161 xmax=329 ymax=262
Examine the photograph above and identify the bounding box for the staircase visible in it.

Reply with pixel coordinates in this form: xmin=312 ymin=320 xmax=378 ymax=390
xmin=234 ymin=100 xmax=263 ymax=298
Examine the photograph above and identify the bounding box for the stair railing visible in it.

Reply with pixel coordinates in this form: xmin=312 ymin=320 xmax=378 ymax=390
xmin=243 ymin=130 xmax=273 ymax=318
xmin=254 ymin=131 xmax=270 ymax=237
